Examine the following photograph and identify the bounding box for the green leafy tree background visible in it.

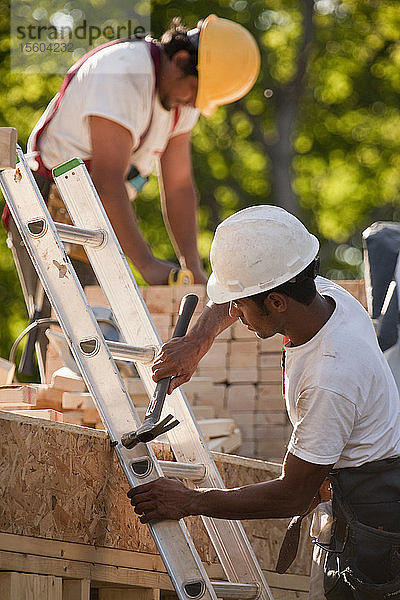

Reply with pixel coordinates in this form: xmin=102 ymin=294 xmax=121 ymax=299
xmin=1 ymin=0 xmax=400 ymax=369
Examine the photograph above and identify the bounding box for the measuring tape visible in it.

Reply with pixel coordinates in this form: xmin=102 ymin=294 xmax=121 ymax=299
xmin=168 ymin=268 xmax=194 ymax=286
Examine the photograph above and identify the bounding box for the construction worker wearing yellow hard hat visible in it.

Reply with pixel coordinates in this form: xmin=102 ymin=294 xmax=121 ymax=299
xmin=4 ymin=14 xmax=260 ymax=375
xmin=11 ymin=14 xmax=261 ymax=286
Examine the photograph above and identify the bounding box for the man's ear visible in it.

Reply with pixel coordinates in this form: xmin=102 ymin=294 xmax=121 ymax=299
xmin=266 ymin=293 xmax=287 ymax=312
xmin=172 ymin=50 xmax=191 ymax=73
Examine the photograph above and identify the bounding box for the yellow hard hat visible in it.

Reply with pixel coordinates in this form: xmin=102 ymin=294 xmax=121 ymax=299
xmin=195 ymin=15 xmax=261 ymax=118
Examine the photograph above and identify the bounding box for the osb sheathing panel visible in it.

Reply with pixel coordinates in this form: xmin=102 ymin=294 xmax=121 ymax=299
xmin=0 ymin=412 xmax=313 ymax=576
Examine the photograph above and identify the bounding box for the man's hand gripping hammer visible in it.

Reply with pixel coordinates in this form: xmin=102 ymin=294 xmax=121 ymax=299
xmin=121 ymin=293 xmax=198 ymax=449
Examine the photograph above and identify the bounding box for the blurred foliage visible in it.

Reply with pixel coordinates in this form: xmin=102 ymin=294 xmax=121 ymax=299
xmin=1 ymin=0 xmax=400 ymax=366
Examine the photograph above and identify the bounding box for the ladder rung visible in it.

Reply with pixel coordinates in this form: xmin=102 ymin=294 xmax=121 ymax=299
xmin=212 ymin=581 xmax=259 ymax=599
xmin=55 ymin=221 xmax=105 ymax=247
xmin=159 ymin=460 xmax=207 ymax=482
xmin=107 ymin=340 xmax=157 ymax=364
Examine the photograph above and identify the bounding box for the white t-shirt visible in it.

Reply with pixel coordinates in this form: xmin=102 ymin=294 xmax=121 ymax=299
xmin=286 ymin=276 xmax=400 ymax=468
xmin=28 ymin=41 xmax=200 ymax=176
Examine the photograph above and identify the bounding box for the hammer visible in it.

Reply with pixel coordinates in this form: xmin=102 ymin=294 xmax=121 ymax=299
xmin=121 ymin=293 xmax=198 ymax=449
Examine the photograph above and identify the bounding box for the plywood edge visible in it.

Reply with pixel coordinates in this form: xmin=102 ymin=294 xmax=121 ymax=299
xmin=0 ymin=410 xmax=107 ymax=438
xmin=0 ymin=411 xmax=283 ymax=473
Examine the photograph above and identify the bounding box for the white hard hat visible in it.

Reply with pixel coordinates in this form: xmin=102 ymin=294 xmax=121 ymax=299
xmin=207 ymin=205 xmax=320 ymax=304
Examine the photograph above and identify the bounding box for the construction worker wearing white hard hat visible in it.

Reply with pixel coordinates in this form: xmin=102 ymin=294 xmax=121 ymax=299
xmin=129 ymin=205 xmax=400 ymax=600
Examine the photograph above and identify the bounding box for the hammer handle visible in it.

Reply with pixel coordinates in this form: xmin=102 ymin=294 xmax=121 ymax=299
xmin=145 ymin=294 xmax=198 ymax=423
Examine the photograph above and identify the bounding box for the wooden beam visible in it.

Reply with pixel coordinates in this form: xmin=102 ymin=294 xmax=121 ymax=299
xmin=7 ymin=408 xmax=63 ymax=422
xmin=63 ymin=579 xmax=90 ymax=600
xmin=0 ymin=572 xmax=62 ymax=600
xmin=198 ymin=418 xmax=235 ymax=439
xmin=207 ymin=428 xmax=242 ymax=454
xmin=98 ymin=589 xmax=160 ymax=600
xmin=0 ymin=385 xmax=37 ymax=404
xmin=51 ymin=367 xmax=86 ymax=392
xmin=0 ymin=549 xmax=173 ymax=591
xmin=0 ymin=532 xmax=222 ymax=581
xmin=0 ymin=127 xmax=17 ymax=170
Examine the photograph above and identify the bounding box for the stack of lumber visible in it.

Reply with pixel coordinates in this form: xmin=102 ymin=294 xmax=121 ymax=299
xmin=43 ymin=284 xmax=290 ymax=462
xmin=0 ymin=374 xmax=241 ymax=454
xmin=3 ymin=281 xmax=367 ymax=464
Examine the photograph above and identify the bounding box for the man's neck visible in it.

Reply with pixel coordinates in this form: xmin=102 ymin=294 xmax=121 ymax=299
xmin=284 ymin=293 xmax=335 ymax=347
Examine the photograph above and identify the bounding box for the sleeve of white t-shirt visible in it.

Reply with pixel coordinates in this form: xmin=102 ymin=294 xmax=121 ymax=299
xmin=80 ymin=68 xmax=154 ymax=149
xmin=287 ymin=387 xmax=356 ymax=465
xmin=170 ymin=106 xmax=200 ymax=138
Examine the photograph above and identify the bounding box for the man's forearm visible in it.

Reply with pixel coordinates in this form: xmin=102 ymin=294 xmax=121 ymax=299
xmin=92 ymin=174 xmax=153 ymax=269
xmin=188 ymin=301 xmax=236 ymax=344
xmin=189 ymin=479 xmax=310 ymax=520
xmin=151 ymin=302 xmax=235 ymax=390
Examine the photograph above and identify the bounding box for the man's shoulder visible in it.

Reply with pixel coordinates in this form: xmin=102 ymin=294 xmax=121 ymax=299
xmin=80 ymin=40 xmax=154 ymax=77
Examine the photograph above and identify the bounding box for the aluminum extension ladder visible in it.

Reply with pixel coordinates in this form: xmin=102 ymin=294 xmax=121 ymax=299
xmin=0 ymin=142 xmax=274 ymax=600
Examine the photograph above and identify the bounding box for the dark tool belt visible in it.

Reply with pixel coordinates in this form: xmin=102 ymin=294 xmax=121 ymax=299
xmin=323 ymin=456 xmax=400 ymax=600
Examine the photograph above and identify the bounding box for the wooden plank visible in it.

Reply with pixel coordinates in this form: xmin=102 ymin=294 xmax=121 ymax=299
xmin=197 ymin=342 xmax=228 ymax=369
xmin=7 ymin=408 xmax=64 ymax=422
xmin=0 ymin=385 xmax=37 ymax=404
xmin=226 ymin=384 xmax=256 ymax=411
xmin=34 ymin=385 xmax=63 ymax=410
xmin=51 ymin=367 xmax=86 ymax=392
xmin=0 ymin=550 xmax=173 ymax=591
xmin=62 ymin=392 xmax=94 ymax=410
xmin=198 ymin=418 xmax=235 ymax=439
xmin=61 ymin=411 xmax=84 ymax=425
xmin=258 ymin=367 xmax=283 ymax=384
xmin=228 ymin=341 xmax=258 ymax=369
xmin=63 ymin=579 xmax=90 ymax=600
xmin=190 ymin=406 xmax=215 ymax=419
xmin=98 ymin=588 xmax=160 ymax=600
xmin=0 ymin=533 xmax=168 ymax=575
xmin=196 ymin=366 xmax=227 ymax=384
xmin=207 ymin=428 xmax=242 ymax=454
xmin=227 ymin=367 xmax=258 ymax=384
xmin=84 ymin=285 xmax=109 ymax=307
xmin=0 ymin=358 xmax=15 ymax=385
xmin=144 ymin=285 xmax=173 ymax=315
xmin=258 ymin=353 xmax=282 ymax=369
xmin=255 ymin=383 xmax=284 ymax=411
xmin=0 ymin=127 xmax=17 ymax=169
xmin=0 ymin=572 xmax=62 ymax=599
xmin=258 ymin=335 xmax=284 ymax=353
